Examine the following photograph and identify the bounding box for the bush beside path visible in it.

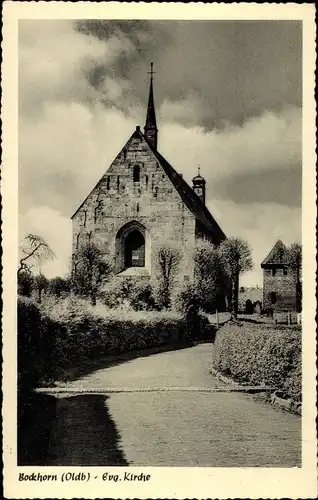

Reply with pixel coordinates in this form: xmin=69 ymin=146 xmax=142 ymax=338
xmin=212 ymin=321 xmax=301 ymax=402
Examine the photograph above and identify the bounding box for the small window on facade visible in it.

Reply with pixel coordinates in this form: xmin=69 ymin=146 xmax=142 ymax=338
xmin=117 ymin=175 xmax=120 ymax=191
xmin=145 ymin=175 xmax=149 ymax=189
xmin=83 ymin=210 xmax=87 ymax=227
xmin=107 ymin=176 xmax=110 ymax=190
xmin=283 ymin=267 xmax=288 ymax=276
xmin=133 ymin=165 xmax=140 ymax=183
xmin=136 ymin=202 xmax=139 ymax=214
xmin=272 ymin=268 xmax=276 ymax=276
xmin=76 ymin=234 xmax=80 ymax=249
xmin=270 ymin=291 xmax=277 ymax=304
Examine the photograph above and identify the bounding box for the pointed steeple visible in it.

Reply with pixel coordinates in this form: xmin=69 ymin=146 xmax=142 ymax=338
xmin=144 ymin=62 xmax=158 ymax=150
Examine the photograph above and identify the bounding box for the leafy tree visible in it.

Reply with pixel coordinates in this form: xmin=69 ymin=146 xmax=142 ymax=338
xmin=48 ymin=276 xmax=71 ymax=298
xmin=18 ymin=233 xmax=55 ymax=275
xmin=286 ymin=242 xmax=302 ymax=312
xmin=73 ymin=241 xmax=113 ymax=305
xmin=34 ymin=273 xmax=49 ymax=304
xmin=218 ymin=237 xmax=253 ymax=318
xmin=154 ymin=243 xmax=181 ymax=309
xmin=194 ymin=238 xmax=227 ymax=312
xmin=18 ymin=270 xmax=34 ymax=297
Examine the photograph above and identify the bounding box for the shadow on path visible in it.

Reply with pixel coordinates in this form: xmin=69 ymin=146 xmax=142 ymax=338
xmin=58 ymin=340 xmax=200 ymax=384
xmin=18 ymin=392 xmax=128 ymax=466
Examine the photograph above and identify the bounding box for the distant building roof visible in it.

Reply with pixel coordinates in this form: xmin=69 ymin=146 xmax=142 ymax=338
xmin=261 ymin=240 xmax=287 ymax=267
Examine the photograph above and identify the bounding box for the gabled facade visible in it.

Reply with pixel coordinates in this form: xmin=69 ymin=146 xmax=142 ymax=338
xmin=261 ymin=240 xmax=297 ymax=311
xmin=71 ymin=68 xmax=226 ymax=291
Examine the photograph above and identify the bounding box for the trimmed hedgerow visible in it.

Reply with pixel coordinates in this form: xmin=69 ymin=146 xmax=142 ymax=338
xmin=212 ymin=322 xmax=301 ymax=401
xmin=18 ymin=296 xmax=194 ymax=386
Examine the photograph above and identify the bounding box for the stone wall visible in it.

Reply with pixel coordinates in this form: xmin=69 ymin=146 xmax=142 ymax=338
xmin=72 ymin=128 xmax=196 ymax=281
xmin=262 ymin=267 xmax=296 ymax=311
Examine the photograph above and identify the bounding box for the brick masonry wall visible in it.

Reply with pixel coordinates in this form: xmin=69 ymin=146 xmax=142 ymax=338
xmin=72 ymin=130 xmax=197 ymax=281
xmin=262 ymin=267 xmax=297 ymax=311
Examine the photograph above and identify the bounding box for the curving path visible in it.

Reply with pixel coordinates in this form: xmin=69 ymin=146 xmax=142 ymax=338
xmin=47 ymin=342 xmax=301 ymax=467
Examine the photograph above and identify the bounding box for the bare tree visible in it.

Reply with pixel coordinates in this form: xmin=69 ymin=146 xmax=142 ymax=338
xmin=286 ymin=242 xmax=302 ymax=312
xmin=73 ymin=241 xmax=113 ymax=305
xmin=154 ymin=243 xmax=181 ymax=309
xmin=218 ymin=237 xmax=253 ymax=318
xmin=18 ymin=234 xmax=55 ymax=275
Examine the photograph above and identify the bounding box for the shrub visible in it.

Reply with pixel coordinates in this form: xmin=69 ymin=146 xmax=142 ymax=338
xmin=213 ymin=323 xmax=301 ymax=400
xmin=18 ymin=271 xmax=34 ymax=297
xmin=101 ymin=277 xmax=156 ymax=310
xmin=18 ymin=297 xmax=56 ymax=391
xmin=19 ymin=295 xmax=189 ymax=385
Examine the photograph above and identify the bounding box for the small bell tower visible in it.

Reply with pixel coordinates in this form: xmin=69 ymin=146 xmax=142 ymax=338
xmin=192 ymin=166 xmax=206 ymax=204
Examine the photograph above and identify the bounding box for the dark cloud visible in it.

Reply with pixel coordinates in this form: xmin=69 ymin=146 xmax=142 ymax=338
xmin=74 ymin=20 xmax=302 ymax=130
xmin=211 ymin=164 xmax=301 ymax=207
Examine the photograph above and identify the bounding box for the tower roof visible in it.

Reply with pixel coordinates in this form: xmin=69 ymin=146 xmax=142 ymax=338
xmin=144 ymin=63 xmax=158 ymax=148
xmin=192 ymin=167 xmax=206 ymax=184
xmin=261 ymin=240 xmax=287 ymax=267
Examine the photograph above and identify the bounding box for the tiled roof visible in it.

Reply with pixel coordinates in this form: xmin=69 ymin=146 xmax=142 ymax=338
xmin=144 ymin=134 xmax=226 ymax=241
xmin=261 ymin=240 xmax=287 ymax=266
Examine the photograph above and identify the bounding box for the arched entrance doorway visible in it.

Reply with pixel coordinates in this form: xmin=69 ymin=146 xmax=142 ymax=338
xmin=124 ymin=229 xmax=145 ymax=267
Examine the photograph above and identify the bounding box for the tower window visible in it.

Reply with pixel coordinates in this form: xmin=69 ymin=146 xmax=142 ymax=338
xmin=272 ymin=268 xmax=276 ymax=276
xmin=133 ymin=165 xmax=140 ymax=183
xmin=270 ymin=292 xmax=277 ymax=304
xmin=107 ymin=176 xmax=110 ymax=190
xmin=145 ymin=175 xmax=149 ymax=189
xmin=117 ymin=175 xmax=120 ymax=191
xmin=283 ymin=268 xmax=288 ymax=276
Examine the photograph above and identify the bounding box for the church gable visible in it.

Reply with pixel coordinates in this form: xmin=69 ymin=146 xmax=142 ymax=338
xmin=71 ymin=126 xmax=195 ymax=232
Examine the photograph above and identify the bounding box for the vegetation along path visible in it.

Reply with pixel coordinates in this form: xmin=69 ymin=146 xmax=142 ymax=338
xmin=32 ymin=342 xmax=300 ymax=467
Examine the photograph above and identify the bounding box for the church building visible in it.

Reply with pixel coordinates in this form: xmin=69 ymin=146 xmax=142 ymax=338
xmin=71 ymin=65 xmax=226 ymax=286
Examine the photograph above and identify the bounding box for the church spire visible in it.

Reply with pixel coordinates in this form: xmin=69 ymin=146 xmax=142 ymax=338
xmin=144 ymin=62 xmax=158 ymax=150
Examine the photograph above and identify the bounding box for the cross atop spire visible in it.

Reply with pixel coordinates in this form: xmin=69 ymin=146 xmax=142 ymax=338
xmin=198 ymin=165 xmax=201 ymax=176
xmin=144 ymin=62 xmax=158 ymax=150
xmin=147 ymin=62 xmax=156 ymax=79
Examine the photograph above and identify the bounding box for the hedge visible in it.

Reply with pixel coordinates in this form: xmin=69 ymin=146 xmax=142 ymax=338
xmin=18 ymin=296 xmax=210 ymax=388
xmin=212 ymin=322 xmax=301 ymax=401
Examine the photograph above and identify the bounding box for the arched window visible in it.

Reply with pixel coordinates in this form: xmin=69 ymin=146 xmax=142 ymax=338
xmin=133 ymin=164 xmax=140 ymax=183
xmin=124 ymin=230 xmax=145 ymax=267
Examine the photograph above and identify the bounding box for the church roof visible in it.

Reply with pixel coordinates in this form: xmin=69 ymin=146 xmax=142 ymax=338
xmin=143 ymin=132 xmax=226 ymax=240
xmin=261 ymin=240 xmax=287 ymax=267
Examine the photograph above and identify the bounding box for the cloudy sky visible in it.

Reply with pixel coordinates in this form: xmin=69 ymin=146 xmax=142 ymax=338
xmin=18 ymin=19 xmax=302 ymax=285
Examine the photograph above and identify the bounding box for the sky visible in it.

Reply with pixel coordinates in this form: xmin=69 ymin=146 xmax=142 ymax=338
xmin=18 ymin=20 xmax=302 ymax=286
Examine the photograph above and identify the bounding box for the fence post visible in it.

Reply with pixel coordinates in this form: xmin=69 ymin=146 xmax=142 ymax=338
xmin=216 ymin=310 xmax=219 ymax=329
xmin=287 ymin=311 xmax=291 ymax=326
